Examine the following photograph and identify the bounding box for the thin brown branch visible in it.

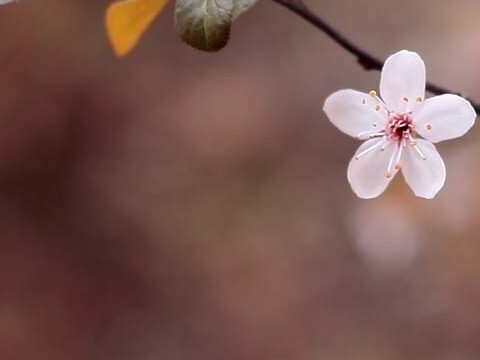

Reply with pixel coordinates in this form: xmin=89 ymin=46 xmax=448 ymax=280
xmin=270 ymin=0 xmax=480 ymax=113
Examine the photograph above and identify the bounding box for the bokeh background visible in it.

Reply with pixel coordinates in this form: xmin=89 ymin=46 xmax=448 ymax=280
xmin=1 ymin=0 xmax=480 ymax=359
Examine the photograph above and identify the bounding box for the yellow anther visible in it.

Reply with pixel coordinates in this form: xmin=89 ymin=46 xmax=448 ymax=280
xmin=369 ymin=90 xmax=377 ymax=97
xmin=385 ymin=172 xmax=392 ymax=179
xmin=425 ymin=123 xmax=432 ymax=130
xmin=375 ymin=105 xmax=381 ymax=111
xmin=416 ymin=96 xmax=423 ymax=103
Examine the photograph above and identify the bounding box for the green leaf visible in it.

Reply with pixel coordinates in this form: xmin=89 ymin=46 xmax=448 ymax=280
xmin=175 ymin=0 xmax=258 ymax=52
xmin=175 ymin=0 xmax=234 ymax=52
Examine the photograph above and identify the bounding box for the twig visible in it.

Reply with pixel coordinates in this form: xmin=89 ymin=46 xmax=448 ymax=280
xmin=270 ymin=0 xmax=480 ymax=113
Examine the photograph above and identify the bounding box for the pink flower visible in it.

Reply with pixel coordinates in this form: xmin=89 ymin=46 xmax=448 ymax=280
xmin=324 ymin=50 xmax=476 ymax=199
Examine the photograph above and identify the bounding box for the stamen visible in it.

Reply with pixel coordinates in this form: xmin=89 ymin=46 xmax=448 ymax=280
xmin=355 ymin=140 xmax=385 ymax=160
xmin=416 ymin=96 xmax=423 ymax=103
xmin=395 ymin=143 xmax=403 ymax=169
xmin=402 ymin=130 xmax=413 ymax=145
xmin=401 ymin=97 xmax=410 ymax=114
xmin=368 ymin=90 xmax=391 ymax=113
xmin=425 ymin=123 xmax=432 ymax=130
xmin=413 ymin=144 xmax=427 ymax=160
xmin=355 ymin=130 xmax=385 ymax=140
xmin=386 ymin=145 xmax=398 ymax=177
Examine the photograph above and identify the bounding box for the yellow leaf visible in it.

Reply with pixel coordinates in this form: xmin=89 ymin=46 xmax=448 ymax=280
xmin=105 ymin=0 xmax=170 ymax=57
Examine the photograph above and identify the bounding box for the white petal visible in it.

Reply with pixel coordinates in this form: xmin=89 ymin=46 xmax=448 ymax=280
xmin=380 ymin=50 xmax=426 ymax=113
xmin=347 ymin=139 xmax=396 ymax=199
xmin=323 ymin=89 xmax=386 ymax=138
xmin=400 ymin=139 xmax=446 ymax=199
xmin=414 ymin=94 xmax=476 ymax=143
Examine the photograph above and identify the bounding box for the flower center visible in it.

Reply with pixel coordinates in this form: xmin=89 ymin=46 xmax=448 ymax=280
xmin=386 ymin=113 xmax=414 ymax=143
xmin=354 ymin=91 xmax=428 ymax=179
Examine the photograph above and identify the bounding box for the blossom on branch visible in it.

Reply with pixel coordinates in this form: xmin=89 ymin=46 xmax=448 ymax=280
xmin=324 ymin=50 xmax=476 ymax=199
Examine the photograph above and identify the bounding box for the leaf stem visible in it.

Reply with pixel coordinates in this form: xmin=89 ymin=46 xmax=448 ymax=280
xmin=270 ymin=0 xmax=480 ymax=113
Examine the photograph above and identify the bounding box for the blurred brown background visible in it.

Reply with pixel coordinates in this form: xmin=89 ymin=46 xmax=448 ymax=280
xmin=0 ymin=0 xmax=480 ymax=359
